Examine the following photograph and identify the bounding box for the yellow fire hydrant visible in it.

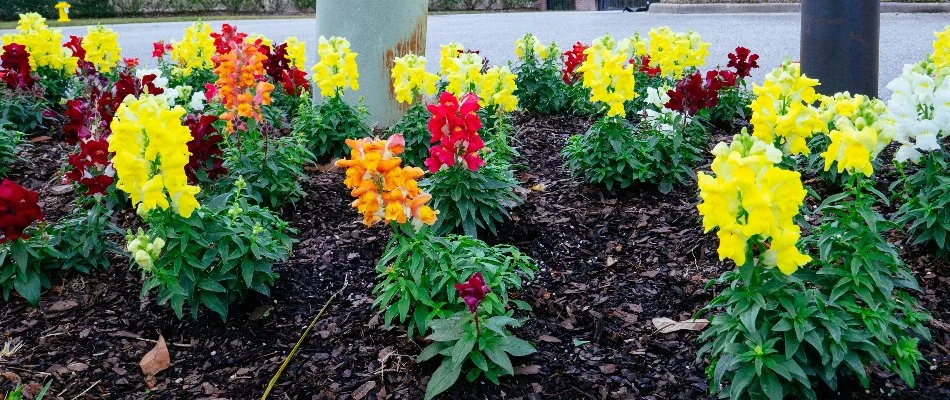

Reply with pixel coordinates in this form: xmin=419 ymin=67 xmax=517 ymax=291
xmin=55 ymin=2 xmax=71 ymax=22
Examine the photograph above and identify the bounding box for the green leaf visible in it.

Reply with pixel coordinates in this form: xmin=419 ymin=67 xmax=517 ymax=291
xmin=424 ymin=359 xmax=463 ymax=400
xmin=451 ymin=333 xmax=476 ymax=367
xmin=759 ymin=369 xmax=784 ymax=400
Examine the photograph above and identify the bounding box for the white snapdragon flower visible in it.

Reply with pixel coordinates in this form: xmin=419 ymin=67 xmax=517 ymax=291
xmin=190 ymin=91 xmax=206 ymax=111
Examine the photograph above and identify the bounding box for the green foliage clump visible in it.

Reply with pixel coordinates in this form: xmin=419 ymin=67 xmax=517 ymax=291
xmin=134 ymin=182 xmax=295 ymax=320
xmin=423 ymin=157 xmax=522 ymax=237
xmin=563 ymin=116 xmax=706 ymax=193
xmin=373 ymin=228 xmax=536 ymax=337
xmin=512 ymin=36 xmax=571 ymax=115
xmin=386 ymin=101 xmax=431 ymax=168
xmin=222 ymin=129 xmax=311 ymax=208
xmin=0 ymin=89 xmax=47 ymax=135
xmin=0 ymin=127 xmax=25 ymax=179
xmin=700 ymin=176 xmax=930 ymax=400
xmin=895 ymin=152 xmax=950 ymax=255
xmin=54 ymin=203 xmax=119 ymax=273
xmin=293 ymin=95 xmax=369 ymax=163
xmin=0 ymin=225 xmax=63 ymax=306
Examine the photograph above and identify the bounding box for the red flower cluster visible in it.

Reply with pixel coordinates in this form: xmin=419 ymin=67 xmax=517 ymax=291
xmin=454 ymin=272 xmax=490 ymax=314
xmin=260 ymin=43 xmax=310 ymax=96
xmin=665 ymin=70 xmax=737 ymax=116
xmin=727 ymin=46 xmax=760 ymax=79
xmin=211 ymin=24 xmax=247 ymax=54
xmin=0 ymin=43 xmax=36 ymax=89
xmin=64 ymin=138 xmax=114 ymax=196
xmin=65 ymin=35 xmax=86 ymax=61
xmin=183 ymin=114 xmax=227 ymax=183
xmin=425 ymin=92 xmax=485 ymax=173
xmin=635 ymin=55 xmax=661 ymax=78
xmin=0 ymin=179 xmax=43 ymax=243
xmin=152 ymin=40 xmax=174 ymax=58
xmin=561 ymin=42 xmax=588 ymax=84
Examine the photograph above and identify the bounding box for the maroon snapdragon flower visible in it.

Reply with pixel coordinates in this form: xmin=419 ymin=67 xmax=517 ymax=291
xmin=665 ymin=71 xmax=720 ymax=116
xmin=260 ymin=43 xmax=311 ymax=96
xmin=184 ymin=114 xmax=227 ymax=182
xmin=454 ymin=272 xmax=490 ymax=314
xmin=0 ymin=180 xmax=44 ymax=243
xmin=727 ymin=47 xmax=760 ymax=79
xmin=0 ymin=43 xmax=36 ymax=89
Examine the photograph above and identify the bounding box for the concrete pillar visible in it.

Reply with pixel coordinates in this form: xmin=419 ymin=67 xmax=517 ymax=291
xmin=800 ymin=0 xmax=880 ymax=97
xmin=315 ymin=0 xmax=428 ymax=127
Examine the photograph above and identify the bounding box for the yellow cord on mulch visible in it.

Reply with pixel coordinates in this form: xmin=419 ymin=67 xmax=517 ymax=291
xmin=261 ymin=275 xmax=349 ymax=399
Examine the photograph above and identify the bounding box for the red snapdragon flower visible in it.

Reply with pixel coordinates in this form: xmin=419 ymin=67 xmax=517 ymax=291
xmin=183 ymin=114 xmax=227 ymax=182
xmin=665 ymin=71 xmax=720 ymax=116
xmin=727 ymin=47 xmax=759 ymax=79
xmin=211 ymin=24 xmax=248 ymax=54
xmin=64 ymin=35 xmax=86 ymax=61
xmin=561 ymin=42 xmax=588 ymax=84
xmin=425 ymin=92 xmax=485 ymax=173
xmin=705 ymin=69 xmax=737 ymax=91
xmin=124 ymin=58 xmax=140 ymax=69
xmin=0 ymin=180 xmax=44 ymax=243
xmin=635 ymin=55 xmax=661 ymax=78
xmin=454 ymin=272 xmax=490 ymax=314
xmin=152 ymin=41 xmax=173 ymax=58
xmin=64 ymin=137 xmax=115 ymax=196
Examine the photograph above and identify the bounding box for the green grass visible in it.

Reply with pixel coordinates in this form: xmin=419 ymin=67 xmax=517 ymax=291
xmin=0 ymin=14 xmax=311 ymax=30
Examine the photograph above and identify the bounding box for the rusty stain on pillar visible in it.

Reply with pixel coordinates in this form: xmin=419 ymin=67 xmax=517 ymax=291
xmin=800 ymin=0 xmax=880 ymax=97
xmin=315 ymin=0 xmax=428 ymax=127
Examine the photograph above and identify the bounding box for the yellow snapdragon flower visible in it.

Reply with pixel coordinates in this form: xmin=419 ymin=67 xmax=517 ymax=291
xmin=1 ymin=13 xmax=77 ymax=73
xmin=108 ymin=95 xmax=201 ymax=219
xmin=283 ymin=36 xmax=307 ymax=70
xmin=312 ymin=36 xmax=359 ymax=98
xmin=439 ymin=42 xmax=464 ymax=76
xmin=750 ymin=61 xmax=826 ymax=155
xmin=934 ymin=26 xmax=950 ymax=73
xmin=817 ymin=93 xmax=894 ymax=176
xmin=391 ymin=53 xmax=438 ymax=105
xmin=697 ymin=132 xmax=810 ymax=275
xmin=477 ymin=65 xmax=519 ymax=112
xmin=643 ymin=26 xmax=709 ymax=79
xmin=444 ymin=52 xmax=484 ymax=97
xmin=515 ymin=33 xmax=554 ymax=60
xmin=83 ymin=25 xmax=121 ymax=73
xmin=576 ymin=34 xmax=637 ymax=118
xmin=170 ymin=21 xmax=215 ymax=76
xmin=245 ymin=33 xmax=273 ymax=48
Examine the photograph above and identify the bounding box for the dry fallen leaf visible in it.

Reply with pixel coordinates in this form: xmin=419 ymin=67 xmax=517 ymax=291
xmin=606 ymin=256 xmax=617 ymax=267
xmin=514 ymin=364 xmax=541 ymax=375
xmin=352 ymin=380 xmax=376 ymax=400
xmin=538 ymin=335 xmax=561 ymax=343
xmin=530 ymin=183 xmax=547 ymax=192
xmin=139 ymin=335 xmax=171 ymax=377
xmin=651 ymin=318 xmax=710 ymax=334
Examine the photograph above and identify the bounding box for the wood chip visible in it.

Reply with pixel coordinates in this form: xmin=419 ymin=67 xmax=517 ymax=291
xmin=651 ymin=318 xmax=710 ymax=334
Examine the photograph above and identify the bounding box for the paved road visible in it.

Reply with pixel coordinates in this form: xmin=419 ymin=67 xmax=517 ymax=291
xmin=3 ymin=11 xmax=947 ymax=96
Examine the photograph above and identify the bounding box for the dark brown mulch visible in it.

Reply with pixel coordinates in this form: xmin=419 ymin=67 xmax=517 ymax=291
xmin=1 ymin=114 xmax=948 ymax=399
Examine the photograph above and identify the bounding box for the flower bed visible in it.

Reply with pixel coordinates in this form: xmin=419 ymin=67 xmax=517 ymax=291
xmin=0 ymin=13 xmax=949 ymax=400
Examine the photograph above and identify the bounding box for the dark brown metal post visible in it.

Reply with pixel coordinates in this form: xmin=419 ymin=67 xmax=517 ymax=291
xmin=801 ymin=0 xmax=880 ymax=97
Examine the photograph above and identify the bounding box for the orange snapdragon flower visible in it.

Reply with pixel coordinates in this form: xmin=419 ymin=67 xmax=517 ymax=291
xmin=211 ymin=24 xmax=275 ymax=133
xmin=335 ymin=135 xmax=438 ymax=229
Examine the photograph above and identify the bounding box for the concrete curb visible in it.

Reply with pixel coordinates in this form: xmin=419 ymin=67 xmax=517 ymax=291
xmin=648 ymin=2 xmax=950 ymax=14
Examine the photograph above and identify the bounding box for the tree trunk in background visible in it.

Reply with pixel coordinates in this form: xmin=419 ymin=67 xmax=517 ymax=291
xmin=800 ymin=0 xmax=880 ymax=97
xmin=315 ymin=0 xmax=428 ymax=127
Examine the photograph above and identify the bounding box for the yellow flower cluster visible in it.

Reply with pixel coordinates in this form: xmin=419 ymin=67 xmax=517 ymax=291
xmin=126 ymin=229 xmax=165 ymax=272
xmin=576 ymin=35 xmax=637 ymax=118
xmin=312 ymin=36 xmax=359 ymax=98
xmin=108 ymin=95 xmax=201 ymax=218
xmin=817 ymin=93 xmax=894 ymax=177
xmin=444 ymin=52 xmax=485 ymax=97
xmin=697 ymin=132 xmax=811 ymax=275
xmin=934 ymin=26 xmax=950 ymax=73
xmin=514 ymin=33 xmax=555 ymax=60
xmin=170 ymin=21 xmax=216 ymax=77
xmin=1 ymin=13 xmax=77 ymax=73
xmin=477 ymin=66 xmax=519 ymax=112
xmin=283 ymin=36 xmax=307 ymax=70
xmin=750 ymin=61 xmax=826 ymax=155
xmin=439 ymin=42 xmax=464 ymax=76
xmin=643 ymin=27 xmax=709 ymax=78
xmin=82 ymin=25 xmax=121 ymax=73
xmin=391 ymin=53 xmax=438 ymax=105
